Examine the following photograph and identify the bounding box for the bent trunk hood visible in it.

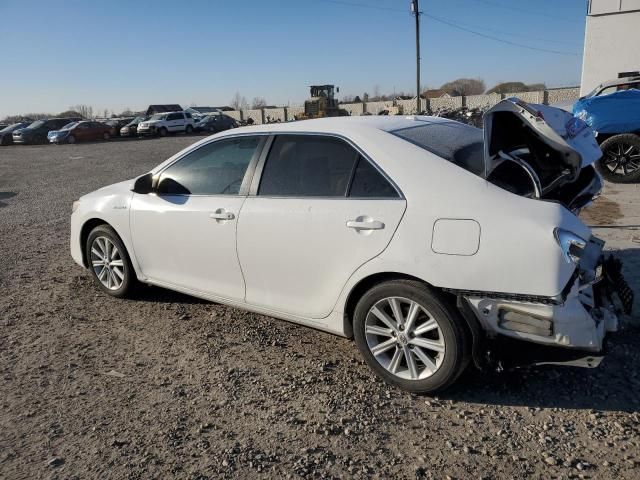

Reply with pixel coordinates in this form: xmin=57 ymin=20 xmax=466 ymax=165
xmin=484 ymin=98 xmax=602 ymax=176
xmin=483 ymin=98 xmax=603 ymax=211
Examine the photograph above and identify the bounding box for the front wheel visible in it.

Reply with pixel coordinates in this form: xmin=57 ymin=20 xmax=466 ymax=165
xmin=67 ymin=135 xmax=76 ymax=144
xmin=103 ymin=132 xmax=111 ymax=140
xmin=158 ymin=127 xmax=168 ymax=137
xmin=597 ymin=133 xmax=640 ymax=183
xmin=85 ymin=225 xmax=136 ymax=298
xmin=353 ymin=280 xmax=470 ymax=393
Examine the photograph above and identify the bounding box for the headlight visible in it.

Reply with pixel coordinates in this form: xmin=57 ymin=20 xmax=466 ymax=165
xmin=72 ymin=200 xmax=81 ymax=213
xmin=554 ymin=228 xmax=586 ymax=264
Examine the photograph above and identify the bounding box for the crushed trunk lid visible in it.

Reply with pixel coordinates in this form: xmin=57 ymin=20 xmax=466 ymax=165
xmin=483 ymin=98 xmax=603 ymax=212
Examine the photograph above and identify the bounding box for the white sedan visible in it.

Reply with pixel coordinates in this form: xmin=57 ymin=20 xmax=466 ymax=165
xmin=70 ymin=98 xmax=632 ymax=392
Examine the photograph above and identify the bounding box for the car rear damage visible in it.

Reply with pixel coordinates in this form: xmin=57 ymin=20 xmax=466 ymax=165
xmin=442 ymin=98 xmax=634 ymax=368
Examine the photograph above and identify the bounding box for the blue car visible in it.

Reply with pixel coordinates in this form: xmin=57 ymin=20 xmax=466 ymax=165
xmin=573 ymin=86 xmax=640 ymax=182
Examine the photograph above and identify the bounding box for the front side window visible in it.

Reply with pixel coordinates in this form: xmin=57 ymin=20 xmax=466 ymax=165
xmin=258 ymin=135 xmax=358 ymax=197
xmin=157 ymin=136 xmax=261 ymax=195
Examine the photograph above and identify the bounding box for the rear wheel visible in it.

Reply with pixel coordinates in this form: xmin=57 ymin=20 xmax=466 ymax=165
xmin=597 ymin=134 xmax=640 ymax=183
xmin=353 ymin=280 xmax=470 ymax=393
xmin=85 ymin=225 xmax=136 ymax=298
xmin=185 ymin=125 xmax=193 ymax=134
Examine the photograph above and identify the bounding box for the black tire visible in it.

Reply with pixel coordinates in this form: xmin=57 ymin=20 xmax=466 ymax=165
xmin=67 ymin=135 xmax=76 ymax=144
xmin=85 ymin=225 xmax=136 ymax=298
xmin=185 ymin=125 xmax=193 ymax=134
xmin=158 ymin=127 xmax=168 ymax=137
xmin=596 ymin=133 xmax=640 ymax=183
xmin=103 ymin=132 xmax=111 ymax=140
xmin=353 ymin=280 xmax=470 ymax=393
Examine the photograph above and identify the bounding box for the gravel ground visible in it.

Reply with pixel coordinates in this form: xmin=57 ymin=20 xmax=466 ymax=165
xmin=1 ymin=136 xmax=639 ymax=480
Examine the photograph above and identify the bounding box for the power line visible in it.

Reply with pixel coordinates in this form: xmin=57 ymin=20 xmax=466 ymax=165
xmin=466 ymin=0 xmax=575 ymax=22
xmin=310 ymin=0 xmax=581 ymax=55
xmin=424 ymin=13 xmax=581 ymax=56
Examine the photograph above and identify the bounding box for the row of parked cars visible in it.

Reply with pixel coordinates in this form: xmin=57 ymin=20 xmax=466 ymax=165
xmin=0 ymin=111 xmax=239 ymax=146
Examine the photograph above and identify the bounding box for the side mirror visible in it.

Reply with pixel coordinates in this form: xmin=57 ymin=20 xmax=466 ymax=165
xmin=132 ymin=172 xmax=154 ymax=194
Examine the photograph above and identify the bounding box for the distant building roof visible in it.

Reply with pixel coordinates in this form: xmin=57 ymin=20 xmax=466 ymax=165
xmin=423 ymin=89 xmax=450 ymax=99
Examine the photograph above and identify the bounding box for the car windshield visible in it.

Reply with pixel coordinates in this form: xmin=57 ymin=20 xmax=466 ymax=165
xmin=28 ymin=120 xmax=45 ymax=129
xmin=150 ymin=114 xmax=167 ymax=120
xmin=0 ymin=123 xmax=21 ymax=133
xmin=391 ymin=120 xmax=485 ymax=176
xmin=131 ymin=116 xmax=145 ymax=124
xmin=61 ymin=122 xmax=78 ymax=130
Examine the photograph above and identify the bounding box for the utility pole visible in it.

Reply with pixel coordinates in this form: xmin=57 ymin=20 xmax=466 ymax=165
xmin=411 ymin=0 xmax=421 ymax=114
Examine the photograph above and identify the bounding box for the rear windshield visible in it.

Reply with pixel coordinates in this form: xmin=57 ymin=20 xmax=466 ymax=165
xmin=391 ymin=120 xmax=485 ymax=176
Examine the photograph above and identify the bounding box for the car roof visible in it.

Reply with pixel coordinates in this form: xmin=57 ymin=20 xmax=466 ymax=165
xmin=598 ymin=76 xmax=640 ymax=89
xmin=225 ymin=115 xmax=463 ymax=136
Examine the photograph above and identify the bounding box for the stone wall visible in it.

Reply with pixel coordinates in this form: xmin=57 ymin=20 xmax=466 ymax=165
xmin=546 ymin=87 xmax=581 ymax=105
xmin=285 ymin=106 xmax=305 ymax=121
xmin=264 ymin=108 xmax=285 ymax=122
xmin=215 ymin=87 xmax=580 ymax=122
xmin=429 ymin=96 xmax=463 ymax=112
xmin=242 ymin=109 xmax=263 ymax=124
xmin=464 ymin=93 xmax=502 ymax=109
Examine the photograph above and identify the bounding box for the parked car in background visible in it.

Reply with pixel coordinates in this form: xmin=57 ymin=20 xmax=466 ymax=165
xmin=12 ymin=117 xmax=82 ymax=144
xmin=137 ymin=111 xmax=194 ymax=137
xmin=48 ymin=121 xmax=115 ymax=144
xmin=119 ymin=116 xmax=148 ymax=137
xmin=70 ymin=99 xmax=631 ymax=393
xmin=581 ymin=75 xmax=640 ymax=99
xmin=0 ymin=122 xmax=31 ymax=146
xmin=105 ymin=118 xmax=134 ymax=136
xmin=574 ymin=86 xmax=640 ymax=182
xmin=194 ymin=113 xmax=238 ymax=133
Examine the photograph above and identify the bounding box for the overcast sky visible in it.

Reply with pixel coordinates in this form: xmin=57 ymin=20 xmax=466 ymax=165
xmin=0 ymin=0 xmax=587 ymax=118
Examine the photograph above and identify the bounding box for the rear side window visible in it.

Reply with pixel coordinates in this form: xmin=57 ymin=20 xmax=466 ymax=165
xmin=258 ymin=135 xmax=358 ymax=197
xmin=157 ymin=136 xmax=261 ymax=195
xmin=349 ymin=158 xmax=398 ymax=198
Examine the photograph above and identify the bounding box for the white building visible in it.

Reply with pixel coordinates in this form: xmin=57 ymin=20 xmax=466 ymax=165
xmin=580 ymin=0 xmax=640 ymax=95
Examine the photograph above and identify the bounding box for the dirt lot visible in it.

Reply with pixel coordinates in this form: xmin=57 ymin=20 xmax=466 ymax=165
xmin=1 ymin=136 xmax=639 ymax=480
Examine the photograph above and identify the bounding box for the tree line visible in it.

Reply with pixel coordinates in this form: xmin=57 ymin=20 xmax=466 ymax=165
xmin=341 ymin=78 xmax=548 ymax=103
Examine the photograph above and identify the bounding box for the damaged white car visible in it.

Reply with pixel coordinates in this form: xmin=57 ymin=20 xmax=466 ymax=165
xmin=70 ymin=98 xmax=633 ymax=393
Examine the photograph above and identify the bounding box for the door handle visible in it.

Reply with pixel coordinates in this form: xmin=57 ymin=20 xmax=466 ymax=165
xmin=346 ymin=219 xmax=385 ymax=230
xmin=209 ymin=211 xmax=235 ymax=220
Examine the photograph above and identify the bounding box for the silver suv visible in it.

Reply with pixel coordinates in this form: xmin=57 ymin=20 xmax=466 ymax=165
xmin=137 ymin=111 xmax=195 ymax=137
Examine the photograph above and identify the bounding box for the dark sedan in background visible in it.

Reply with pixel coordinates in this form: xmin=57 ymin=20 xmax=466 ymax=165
xmin=0 ymin=122 xmax=31 ymax=146
xmin=104 ymin=118 xmax=134 ymax=136
xmin=193 ymin=113 xmax=238 ymax=133
xmin=119 ymin=116 xmax=148 ymax=137
xmin=48 ymin=121 xmax=115 ymax=144
xmin=12 ymin=117 xmax=82 ymax=145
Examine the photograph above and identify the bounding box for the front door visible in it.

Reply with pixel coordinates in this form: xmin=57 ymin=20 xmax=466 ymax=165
xmin=237 ymin=134 xmax=406 ymax=319
xmin=130 ymin=135 xmax=265 ymax=300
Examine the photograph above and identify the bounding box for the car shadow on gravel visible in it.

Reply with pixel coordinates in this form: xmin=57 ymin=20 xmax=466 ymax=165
xmin=133 ymin=285 xmax=210 ymax=305
xmin=0 ymin=191 xmax=17 ymax=208
xmin=442 ymin=335 xmax=640 ymax=413
xmin=441 ymin=247 xmax=640 ymax=413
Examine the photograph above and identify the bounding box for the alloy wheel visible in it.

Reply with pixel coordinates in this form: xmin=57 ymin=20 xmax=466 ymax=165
xmin=602 ymin=143 xmax=640 ymax=177
xmin=365 ymin=296 xmax=445 ymax=380
xmin=90 ymin=236 xmax=125 ymax=290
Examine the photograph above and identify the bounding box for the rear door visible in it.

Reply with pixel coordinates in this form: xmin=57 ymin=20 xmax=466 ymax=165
xmin=236 ymin=134 xmax=406 ymax=319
